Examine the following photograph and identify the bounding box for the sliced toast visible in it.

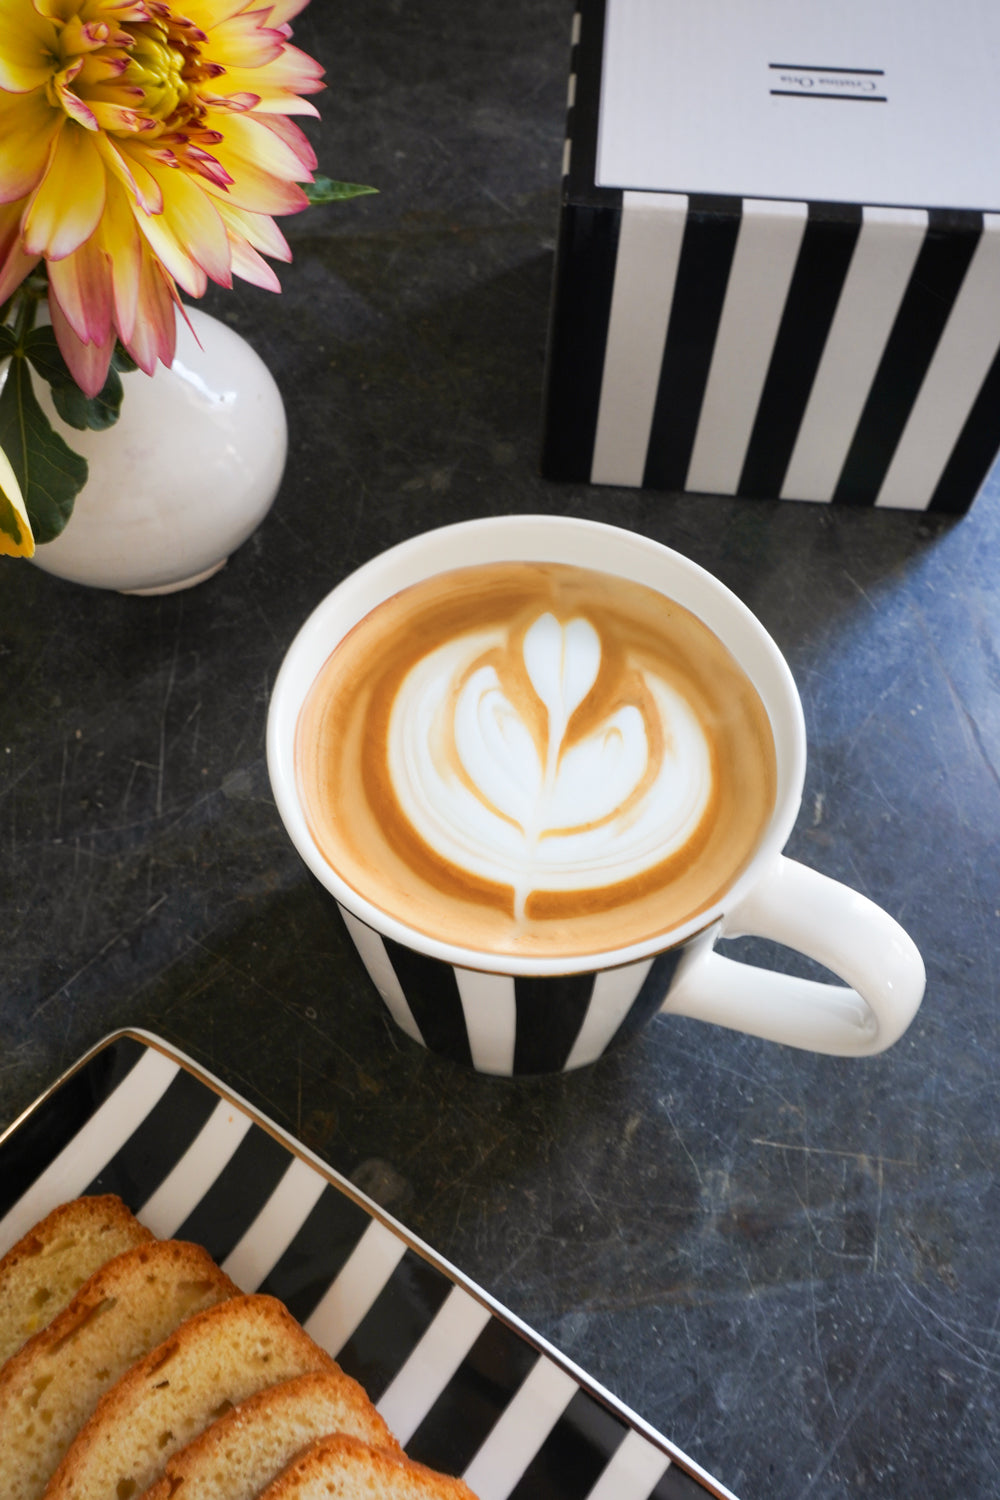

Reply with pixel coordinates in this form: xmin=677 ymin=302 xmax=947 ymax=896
xmin=258 ymin=1433 xmax=478 ymax=1500
xmin=140 ymin=1369 xmax=401 ymax=1500
xmin=0 ymin=1237 xmax=237 ymax=1500
xmin=0 ymin=1195 xmax=154 ymax=1365
xmin=44 ymin=1293 xmax=338 ymax=1500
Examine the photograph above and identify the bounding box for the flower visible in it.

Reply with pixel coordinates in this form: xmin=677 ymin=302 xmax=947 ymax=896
xmin=0 ymin=437 xmax=32 ymax=557
xmin=0 ymin=0 xmax=326 ymax=398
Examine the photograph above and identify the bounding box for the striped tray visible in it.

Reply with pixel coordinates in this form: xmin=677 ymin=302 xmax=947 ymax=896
xmin=0 ymin=1029 xmax=736 ymax=1500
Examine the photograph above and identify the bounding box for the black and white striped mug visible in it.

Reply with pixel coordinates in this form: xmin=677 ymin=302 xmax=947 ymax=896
xmin=267 ymin=516 xmax=924 ymax=1076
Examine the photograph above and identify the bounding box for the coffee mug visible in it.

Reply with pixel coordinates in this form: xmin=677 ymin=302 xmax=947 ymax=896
xmin=267 ymin=515 xmax=924 ymax=1075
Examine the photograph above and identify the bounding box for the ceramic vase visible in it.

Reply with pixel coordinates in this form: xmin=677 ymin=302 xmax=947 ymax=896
xmin=30 ymin=305 xmax=287 ymax=594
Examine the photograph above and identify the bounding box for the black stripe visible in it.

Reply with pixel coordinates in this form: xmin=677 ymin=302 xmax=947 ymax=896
xmin=927 ymin=332 xmax=1000 ymax=513
xmin=0 ymin=1035 xmax=146 ymax=1217
xmin=334 ymin=1247 xmax=453 ymax=1403
xmin=513 ymin=972 xmax=596 ymax=1074
xmin=541 ymin=202 xmax=623 ymax=482
xmin=606 ymin=947 xmax=685 ymax=1054
xmin=738 ymin=202 xmax=863 ymax=498
xmin=257 ymin=1181 xmax=370 ymax=1324
xmin=643 ymin=196 xmax=742 ymax=491
xmin=565 ymin=0 xmax=606 ymax=204
xmin=172 ymin=1123 xmax=293 ymax=1267
xmin=382 ymin=938 xmax=473 ymax=1068
xmin=507 ymin=1386 xmax=629 ymax=1500
xmin=651 ymin=1457 xmax=722 ymax=1498
xmin=832 ymin=209 xmax=983 ymax=505
xmin=82 ymin=1063 xmax=216 ymax=1210
xmin=406 ymin=1317 xmax=540 ymax=1475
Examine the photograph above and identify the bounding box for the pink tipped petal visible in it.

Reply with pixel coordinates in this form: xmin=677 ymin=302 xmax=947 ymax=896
xmin=203 ymin=12 xmax=286 ymax=68
xmin=48 ymin=288 xmax=115 ymax=398
xmin=256 ymin=112 xmax=317 ymax=173
xmin=227 ymin=235 xmax=281 ymax=291
xmin=46 ymin=235 xmax=114 ymax=346
xmin=0 ymin=199 xmax=40 ymax=303
xmin=264 ymin=0 xmax=314 ymax=24
xmin=123 ymin=253 xmax=178 ymax=373
xmin=23 ymin=123 xmax=107 ymax=259
xmin=141 ymin=158 xmax=232 ymax=287
xmin=216 ymin=200 xmax=291 ymax=260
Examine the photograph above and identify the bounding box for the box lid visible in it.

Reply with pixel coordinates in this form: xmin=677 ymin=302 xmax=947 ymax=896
xmin=595 ymin=0 xmax=1000 ymax=211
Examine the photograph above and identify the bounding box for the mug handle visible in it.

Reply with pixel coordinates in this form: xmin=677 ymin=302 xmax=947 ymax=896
xmin=663 ymin=855 xmax=925 ymax=1056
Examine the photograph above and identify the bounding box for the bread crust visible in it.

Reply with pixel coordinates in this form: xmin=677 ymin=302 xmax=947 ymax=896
xmin=259 ymin=1433 xmax=478 ymax=1500
xmin=140 ymin=1369 xmax=401 ymax=1500
xmin=44 ymin=1293 xmax=337 ymax=1500
xmin=0 ymin=1238 xmax=237 ymax=1500
xmin=0 ymin=1195 xmax=154 ymax=1366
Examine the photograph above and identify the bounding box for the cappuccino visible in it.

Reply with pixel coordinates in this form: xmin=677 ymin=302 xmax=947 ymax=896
xmin=295 ymin=561 xmax=776 ymax=958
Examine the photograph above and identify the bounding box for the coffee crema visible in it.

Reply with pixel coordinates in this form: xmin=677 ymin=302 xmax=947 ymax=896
xmin=295 ymin=561 xmax=777 ymax=958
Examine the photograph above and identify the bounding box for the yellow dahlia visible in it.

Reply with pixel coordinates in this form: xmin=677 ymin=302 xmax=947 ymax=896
xmin=0 ymin=0 xmax=325 ymax=396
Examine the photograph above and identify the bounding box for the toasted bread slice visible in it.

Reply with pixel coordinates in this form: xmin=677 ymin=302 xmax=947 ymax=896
xmin=45 ymin=1294 xmax=338 ymax=1500
xmin=140 ymin=1369 xmax=401 ymax=1500
xmin=0 ymin=1195 xmax=154 ymax=1365
xmin=258 ymin=1433 xmax=478 ymax=1500
xmin=0 ymin=1238 xmax=237 ymax=1500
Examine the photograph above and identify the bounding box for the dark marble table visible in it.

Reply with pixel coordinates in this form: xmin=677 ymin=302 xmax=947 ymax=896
xmin=2 ymin=3 xmax=999 ymax=1496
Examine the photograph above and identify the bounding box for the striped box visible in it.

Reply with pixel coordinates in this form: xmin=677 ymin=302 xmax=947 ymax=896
xmin=542 ymin=0 xmax=1000 ymax=512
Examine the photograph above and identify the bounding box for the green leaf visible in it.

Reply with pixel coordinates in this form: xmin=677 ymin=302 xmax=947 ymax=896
xmin=0 ymin=326 xmax=16 ymax=358
xmin=304 ymin=175 xmax=378 ymax=205
xmin=0 ymin=354 xmax=87 ymax=544
xmin=112 ymin=342 xmax=139 ymax=375
xmin=23 ymin=326 xmax=125 ymax=431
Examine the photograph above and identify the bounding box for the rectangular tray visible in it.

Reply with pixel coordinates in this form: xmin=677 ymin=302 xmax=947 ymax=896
xmin=0 ymin=1029 xmax=736 ymax=1500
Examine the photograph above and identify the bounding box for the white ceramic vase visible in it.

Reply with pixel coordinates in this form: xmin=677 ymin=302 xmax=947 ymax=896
xmin=30 ymin=305 xmax=287 ymax=594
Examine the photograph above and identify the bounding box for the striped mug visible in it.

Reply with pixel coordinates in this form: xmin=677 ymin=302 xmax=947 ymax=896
xmin=267 ymin=516 xmax=924 ymax=1076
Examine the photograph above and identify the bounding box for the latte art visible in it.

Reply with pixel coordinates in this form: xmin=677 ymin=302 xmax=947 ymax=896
xmin=388 ymin=613 xmax=712 ymax=917
xmin=296 ymin=561 xmax=777 ymax=958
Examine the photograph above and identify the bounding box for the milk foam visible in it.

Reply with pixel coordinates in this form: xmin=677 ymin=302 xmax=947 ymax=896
xmin=388 ymin=611 xmax=712 ymax=914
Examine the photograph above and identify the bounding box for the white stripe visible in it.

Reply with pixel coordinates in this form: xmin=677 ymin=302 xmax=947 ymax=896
xmin=137 ymin=1099 xmax=253 ymax=1238
xmin=454 ymin=968 xmax=517 ymax=1075
xmin=571 ymin=9 xmax=581 ymax=46
xmin=686 ymin=197 xmax=808 ymax=496
xmin=462 ymin=1356 xmax=577 ymax=1500
xmin=338 ymin=904 xmax=425 ymax=1047
xmin=303 ymin=1218 xmax=408 ymax=1357
xmin=590 ymin=191 xmax=688 ymax=486
xmin=221 ymin=1156 xmax=327 ymax=1290
xmin=781 ymin=206 xmax=927 ymax=502
xmin=563 ymin=959 xmax=653 ymax=1071
xmin=876 ymin=213 xmax=1000 ymax=509
xmin=0 ymin=1047 xmax=179 ymax=1254
xmin=585 ymin=1428 xmax=671 ymax=1500
xmin=377 ymin=1284 xmax=492 ymax=1446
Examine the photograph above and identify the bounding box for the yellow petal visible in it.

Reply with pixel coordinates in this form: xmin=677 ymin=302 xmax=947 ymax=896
xmin=0 ymin=443 xmax=34 ymax=559
xmin=22 ymin=123 xmax=107 ymax=260
xmin=0 ymin=87 xmax=62 ymax=204
xmin=99 ymin=177 xmax=144 ymax=342
xmin=0 ymin=0 xmax=58 ymax=93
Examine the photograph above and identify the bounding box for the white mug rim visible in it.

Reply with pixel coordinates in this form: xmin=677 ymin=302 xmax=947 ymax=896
xmin=266 ymin=514 xmax=807 ymax=976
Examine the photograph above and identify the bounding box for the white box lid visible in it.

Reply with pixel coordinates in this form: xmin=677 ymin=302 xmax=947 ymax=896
xmin=596 ymin=0 xmax=1000 ymax=210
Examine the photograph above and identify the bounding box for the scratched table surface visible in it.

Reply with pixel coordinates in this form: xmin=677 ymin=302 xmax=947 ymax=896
xmin=2 ymin=3 xmax=1000 ymax=1497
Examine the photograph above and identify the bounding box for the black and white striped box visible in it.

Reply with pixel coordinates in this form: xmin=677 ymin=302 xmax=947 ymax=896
xmin=542 ymin=0 xmax=1000 ymax=512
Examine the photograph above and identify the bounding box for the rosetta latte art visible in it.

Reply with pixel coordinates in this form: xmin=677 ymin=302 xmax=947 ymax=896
xmin=389 ymin=612 xmax=712 ymax=915
xmin=296 ymin=562 xmax=776 ymax=958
